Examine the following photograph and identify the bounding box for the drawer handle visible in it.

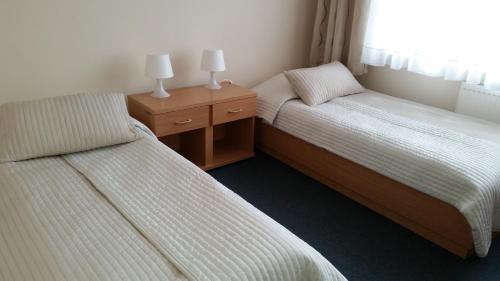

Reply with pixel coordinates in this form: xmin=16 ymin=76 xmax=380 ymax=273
xmin=228 ymin=108 xmax=243 ymax=114
xmin=174 ymin=118 xmax=193 ymax=125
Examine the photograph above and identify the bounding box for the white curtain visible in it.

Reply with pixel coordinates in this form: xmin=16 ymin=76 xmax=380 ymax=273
xmin=361 ymin=0 xmax=500 ymax=89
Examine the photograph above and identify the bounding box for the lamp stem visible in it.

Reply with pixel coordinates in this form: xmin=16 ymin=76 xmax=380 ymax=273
xmin=211 ymin=72 xmax=216 ymax=85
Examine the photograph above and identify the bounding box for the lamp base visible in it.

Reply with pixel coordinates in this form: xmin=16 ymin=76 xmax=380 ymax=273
xmin=151 ymin=90 xmax=170 ymax=98
xmin=205 ymin=83 xmax=222 ymax=90
xmin=151 ymin=79 xmax=170 ymax=98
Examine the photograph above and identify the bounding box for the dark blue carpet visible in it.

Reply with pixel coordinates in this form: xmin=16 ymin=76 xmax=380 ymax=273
xmin=208 ymin=151 xmax=500 ymax=281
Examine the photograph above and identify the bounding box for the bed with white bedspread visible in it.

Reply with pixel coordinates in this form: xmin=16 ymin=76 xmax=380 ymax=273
xmin=254 ymin=74 xmax=500 ymax=257
xmin=0 ymin=93 xmax=346 ymax=281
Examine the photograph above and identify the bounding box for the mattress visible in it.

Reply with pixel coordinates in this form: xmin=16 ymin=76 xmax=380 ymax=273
xmin=0 ymin=121 xmax=345 ymax=281
xmin=254 ymin=75 xmax=500 ymax=257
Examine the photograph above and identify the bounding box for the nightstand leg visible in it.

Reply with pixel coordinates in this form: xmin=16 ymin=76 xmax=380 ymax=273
xmin=204 ymin=126 xmax=214 ymax=166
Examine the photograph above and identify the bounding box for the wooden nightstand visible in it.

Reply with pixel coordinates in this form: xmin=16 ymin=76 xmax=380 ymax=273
xmin=128 ymin=84 xmax=257 ymax=170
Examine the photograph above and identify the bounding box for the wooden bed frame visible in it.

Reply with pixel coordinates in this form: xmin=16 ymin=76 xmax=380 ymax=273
xmin=255 ymin=119 xmax=479 ymax=258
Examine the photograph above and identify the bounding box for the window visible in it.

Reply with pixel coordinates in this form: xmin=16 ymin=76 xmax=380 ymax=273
xmin=361 ymin=0 xmax=500 ymax=89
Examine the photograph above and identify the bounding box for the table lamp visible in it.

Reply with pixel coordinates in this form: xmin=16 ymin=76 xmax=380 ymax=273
xmin=201 ymin=49 xmax=226 ymax=90
xmin=145 ymin=53 xmax=174 ymax=98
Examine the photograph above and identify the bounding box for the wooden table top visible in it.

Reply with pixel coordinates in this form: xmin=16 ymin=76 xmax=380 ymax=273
xmin=128 ymin=84 xmax=257 ymax=114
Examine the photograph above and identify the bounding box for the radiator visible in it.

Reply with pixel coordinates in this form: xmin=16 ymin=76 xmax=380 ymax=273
xmin=455 ymin=83 xmax=500 ymax=123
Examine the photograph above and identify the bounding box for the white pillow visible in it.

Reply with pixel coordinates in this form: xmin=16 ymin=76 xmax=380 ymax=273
xmin=0 ymin=93 xmax=139 ymax=162
xmin=284 ymin=61 xmax=364 ymax=106
xmin=253 ymin=74 xmax=298 ymax=124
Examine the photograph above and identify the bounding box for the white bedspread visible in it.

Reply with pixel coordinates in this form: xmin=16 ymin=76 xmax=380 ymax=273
xmin=0 ymin=123 xmax=345 ymax=280
xmin=255 ymin=81 xmax=500 ymax=257
xmin=0 ymin=157 xmax=187 ymax=281
xmin=63 ymin=134 xmax=345 ymax=281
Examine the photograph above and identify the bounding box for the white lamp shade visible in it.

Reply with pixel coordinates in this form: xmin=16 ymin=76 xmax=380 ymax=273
xmin=201 ymin=49 xmax=226 ymax=72
xmin=145 ymin=53 xmax=174 ymax=79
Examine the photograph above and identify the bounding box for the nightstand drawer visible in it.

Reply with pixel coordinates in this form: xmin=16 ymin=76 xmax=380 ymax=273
xmin=153 ymin=106 xmax=209 ymax=136
xmin=212 ymin=98 xmax=256 ymax=125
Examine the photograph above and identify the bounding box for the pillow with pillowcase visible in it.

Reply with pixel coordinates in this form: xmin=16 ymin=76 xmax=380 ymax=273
xmin=252 ymin=73 xmax=298 ymax=124
xmin=0 ymin=93 xmax=139 ymax=163
xmin=284 ymin=61 xmax=364 ymax=106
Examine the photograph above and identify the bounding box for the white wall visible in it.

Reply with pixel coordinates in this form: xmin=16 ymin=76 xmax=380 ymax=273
xmin=358 ymin=66 xmax=462 ymax=111
xmin=0 ymin=0 xmax=317 ymax=104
